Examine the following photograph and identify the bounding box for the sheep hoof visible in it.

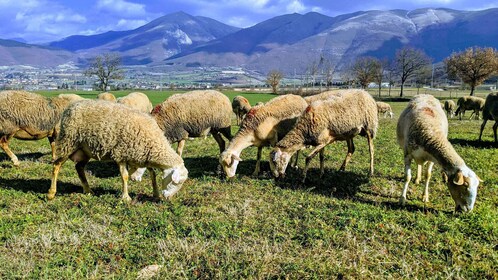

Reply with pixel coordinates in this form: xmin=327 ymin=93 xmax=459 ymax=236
xmin=47 ymin=193 xmax=56 ymax=200
xmin=13 ymin=161 xmax=20 ymax=167
xmin=422 ymin=196 xmax=429 ymax=203
xmin=122 ymin=195 xmax=132 ymax=202
xmin=399 ymin=196 xmax=407 ymax=205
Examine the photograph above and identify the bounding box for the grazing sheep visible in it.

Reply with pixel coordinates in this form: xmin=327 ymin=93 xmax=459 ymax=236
xmin=376 ymin=101 xmax=394 ymax=118
xmin=97 ymin=92 xmax=117 ymax=102
xmin=117 ymin=92 xmax=153 ymax=113
xmin=444 ymin=100 xmax=456 ymax=118
xmin=269 ymin=89 xmax=378 ymax=182
xmin=152 ymin=90 xmax=232 ymax=156
xmin=232 ymin=95 xmax=252 ymax=125
xmin=455 ymin=96 xmax=485 ymax=120
xmin=478 ymin=92 xmax=498 ymax=143
xmin=0 ymin=90 xmax=84 ymax=166
xmin=397 ymin=94 xmax=481 ymax=212
xmin=48 ymin=100 xmax=188 ymax=202
xmin=220 ymin=94 xmax=308 ymax=178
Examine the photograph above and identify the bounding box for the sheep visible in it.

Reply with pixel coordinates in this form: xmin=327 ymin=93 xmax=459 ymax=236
xmin=376 ymin=101 xmax=394 ymax=118
xmin=117 ymin=92 xmax=153 ymax=113
xmin=269 ymin=89 xmax=378 ymax=182
xmin=97 ymin=92 xmax=117 ymax=102
xmin=152 ymin=90 xmax=232 ymax=156
xmin=397 ymin=94 xmax=481 ymax=212
xmin=444 ymin=100 xmax=456 ymax=118
xmin=48 ymin=100 xmax=188 ymax=202
xmin=255 ymin=102 xmax=264 ymax=106
xmin=0 ymin=90 xmax=84 ymax=166
xmin=232 ymin=95 xmax=252 ymax=125
xmin=220 ymin=94 xmax=308 ymax=178
xmin=478 ymin=92 xmax=498 ymax=143
xmin=455 ymin=96 xmax=485 ymax=120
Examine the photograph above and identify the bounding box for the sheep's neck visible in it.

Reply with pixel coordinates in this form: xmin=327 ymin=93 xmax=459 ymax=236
xmin=226 ymin=132 xmax=256 ymax=155
xmin=276 ymin=129 xmax=306 ymax=154
xmin=426 ymin=139 xmax=465 ymax=172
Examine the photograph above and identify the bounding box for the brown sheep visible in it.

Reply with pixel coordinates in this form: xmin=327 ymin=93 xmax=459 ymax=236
xmin=455 ymin=96 xmax=485 ymax=120
xmin=232 ymin=95 xmax=252 ymax=125
xmin=478 ymin=92 xmax=498 ymax=143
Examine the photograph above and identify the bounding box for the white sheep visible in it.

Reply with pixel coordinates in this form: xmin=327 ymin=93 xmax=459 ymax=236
xmin=232 ymin=95 xmax=252 ymax=125
xmin=220 ymin=94 xmax=308 ymax=178
xmin=269 ymin=89 xmax=378 ymax=182
xmin=0 ymin=90 xmax=84 ymax=166
xmin=444 ymin=100 xmax=456 ymax=118
xmin=376 ymin=101 xmax=394 ymax=118
xmin=455 ymin=96 xmax=485 ymax=120
xmin=117 ymin=91 xmax=153 ymax=113
xmin=397 ymin=94 xmax=481 ymax=212
xmin=97 ymin=92 xmax=117 ymax=102
xmin=48 ymin=100 xmax=188 ymax=202
xmin=478 ymin=92 xmax=498 ymax=143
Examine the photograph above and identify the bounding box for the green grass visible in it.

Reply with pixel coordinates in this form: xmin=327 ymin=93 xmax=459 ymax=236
xmin=0 ymin=90 xmax=496 ymax=279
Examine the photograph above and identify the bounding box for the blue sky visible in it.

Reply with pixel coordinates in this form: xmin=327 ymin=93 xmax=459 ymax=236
xmin=2 ymin=0 xmax=498 ymax=43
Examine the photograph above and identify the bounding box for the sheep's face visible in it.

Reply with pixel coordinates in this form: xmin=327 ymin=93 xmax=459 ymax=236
xmin=446 ymin=168 xmax=481 ymax=212
xmin=219 ymin=151 xmax=241 ymax=178
xmin=269 ymin=148 xmax=291 ymax=178
xmin=161 ymin=165 xmax=189 ymax=199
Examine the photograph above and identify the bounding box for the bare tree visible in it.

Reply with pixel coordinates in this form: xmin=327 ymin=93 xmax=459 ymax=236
xmin=85 ymin=53 xmax=124 ymax=91
xmin=323 ymin=60 xmax=335 ymax=90
xmin=414 ymin=66 xmax=432 ymax=94
xmin=394 ymin=47 xmax=431 ymax=97
xmin=351 ymin=56 xmax=381 ymax=89
xmin=445 ymin=46 xmax=498 ymax=96
xmin=267 ymin=70 xmax=283 ymax=94
xmin=308 ymin=61 xmax=319 ymax=89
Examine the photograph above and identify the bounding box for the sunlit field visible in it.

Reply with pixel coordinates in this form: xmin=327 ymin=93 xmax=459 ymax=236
xmin=0 ymin=89 xmax=496 ymax=279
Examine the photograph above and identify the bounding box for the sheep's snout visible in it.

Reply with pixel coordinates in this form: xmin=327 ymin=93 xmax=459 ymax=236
xmin=161 ymin=165 xmax=189 ymax=199
xmin=219 ymin=151 xmax=241 ymax=178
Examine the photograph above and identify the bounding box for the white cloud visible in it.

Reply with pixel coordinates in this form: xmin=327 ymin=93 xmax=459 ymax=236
xmin=286 ymin=0 xmax=306 ymax=13
xmin=116 ymin=19 xmax=148 ymax=29
xmin=96 ymin=0 xmax=147 ymax=17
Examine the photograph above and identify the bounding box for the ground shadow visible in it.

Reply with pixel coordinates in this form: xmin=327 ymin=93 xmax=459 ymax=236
xmin=183 ymin=156 xmax=222 ymax=178
xmin=273 ymin=167 xmax=369 ymax=198
xmin=353 ymin=194 xmax=447 ymax=214
xmin=0 ymin=152 xmax=47 ymax=163
xmin=86 ymin=161 xmax=120 ymax=178
xmin=449 ymin=138 xmax=497 ymax=149
xmin=0 ymin=177 xmax=119 ymax=197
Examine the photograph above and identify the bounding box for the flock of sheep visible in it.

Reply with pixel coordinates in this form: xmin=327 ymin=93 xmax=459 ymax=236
xmin=0 ymin=88 xmax=496 ymax=212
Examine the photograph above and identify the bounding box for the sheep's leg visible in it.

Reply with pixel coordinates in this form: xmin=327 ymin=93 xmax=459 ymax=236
xmin=48 ymin=157 xmax=68 ymax=200
xmin=220 ymin=126 xmax=232 ymax=141
xmin=252 ymin=146 xmax=263 ymax=176
xmin=212 ymin=132 xmax=226 ymax=154
xmin=340 ymin=139 xmax=355 ymax=171
xmin=118 ymin=162 xmax=132 ymax=202
xmin=303 ymin=143 xmax=328 ymax=183
xmin=319 ymin=148 xmax=325 ymax=177
xmin=75 ymin=157 xmax=93 ymax=195
xmin=422 ymin=162 xmax=434 ymax=203
xmin=479 ymin=119 xmax=488 ymax=142
xmin=414 ymin=164 xmax=422 ymax=185
xmin=399 ymin=156 xmax=412 ymax=205
xmin=492 ymin=121 xmax=498 ymax=143
xmin=367 ymin=131 xmax=375 ymax=176
xmin=148 ymin=168 xmax=159 ymax=198
xmin=469 ymin=111 xmax=475 ymax=120
xmin=176 ymin=140 xmax=185 ymax=157
xmin=0 ymin=135 xmax=19 ymax=166
xmin=47 ymin=135 xmax=56 ymax=161
xmin=290 ymin=150 xmax=299 ymax=169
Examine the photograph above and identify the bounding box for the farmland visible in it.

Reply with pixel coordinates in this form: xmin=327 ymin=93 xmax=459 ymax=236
xmin=0 ymin=89 xmax=496 ymax=279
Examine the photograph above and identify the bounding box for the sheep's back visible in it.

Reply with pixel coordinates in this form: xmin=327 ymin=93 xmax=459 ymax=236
xmin=0 ymin=90 xmax=60 ymax=134
xmin=58 ymin=100 xmax=177 ymax=165
xmin=152 ymin=90 xmax=232 ymax=141
xmin=482 ymin=93 xmax=498 ymax=120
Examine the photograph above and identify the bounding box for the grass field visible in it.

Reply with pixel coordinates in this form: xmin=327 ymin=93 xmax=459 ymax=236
xmin=0 ymin=89 xmax=496 ymax=279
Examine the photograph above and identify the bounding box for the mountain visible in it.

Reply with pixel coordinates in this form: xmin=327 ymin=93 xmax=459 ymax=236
xmin=167 ymin=8 xmax=498 ymax=73
xmin=49 ymin=11 xmax=241 ymax=65
xmin=2 ymin=9 xmax=498 ymax=72
xmin=0 ymin=39 xmax=76 ymax=67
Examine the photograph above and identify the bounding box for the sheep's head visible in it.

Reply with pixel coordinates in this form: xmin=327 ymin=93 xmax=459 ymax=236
xmin=161 ymin=165 xmax=189 ymax=199
xmin=269 ymin=147 xmax=292 ymax=178
xmin=219 ymin=151 xmax=242 ymax=178
xmin=446 ymin=167 xmax=482 ymax=212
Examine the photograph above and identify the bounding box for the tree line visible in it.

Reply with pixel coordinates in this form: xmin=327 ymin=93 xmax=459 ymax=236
xmin=266 ymin=46 xmax=498 ymax=97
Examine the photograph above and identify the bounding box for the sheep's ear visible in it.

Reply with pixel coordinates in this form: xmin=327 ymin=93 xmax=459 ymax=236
xmin=453 ymin=170 xmax=465 ymax=186
xmin=232 ymin=154 xmax=242 ymax=162
xmin=477 ymin=175 xmax=483 ymax=183
xmin=171 ymin=168 xmax=181 ymax=184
